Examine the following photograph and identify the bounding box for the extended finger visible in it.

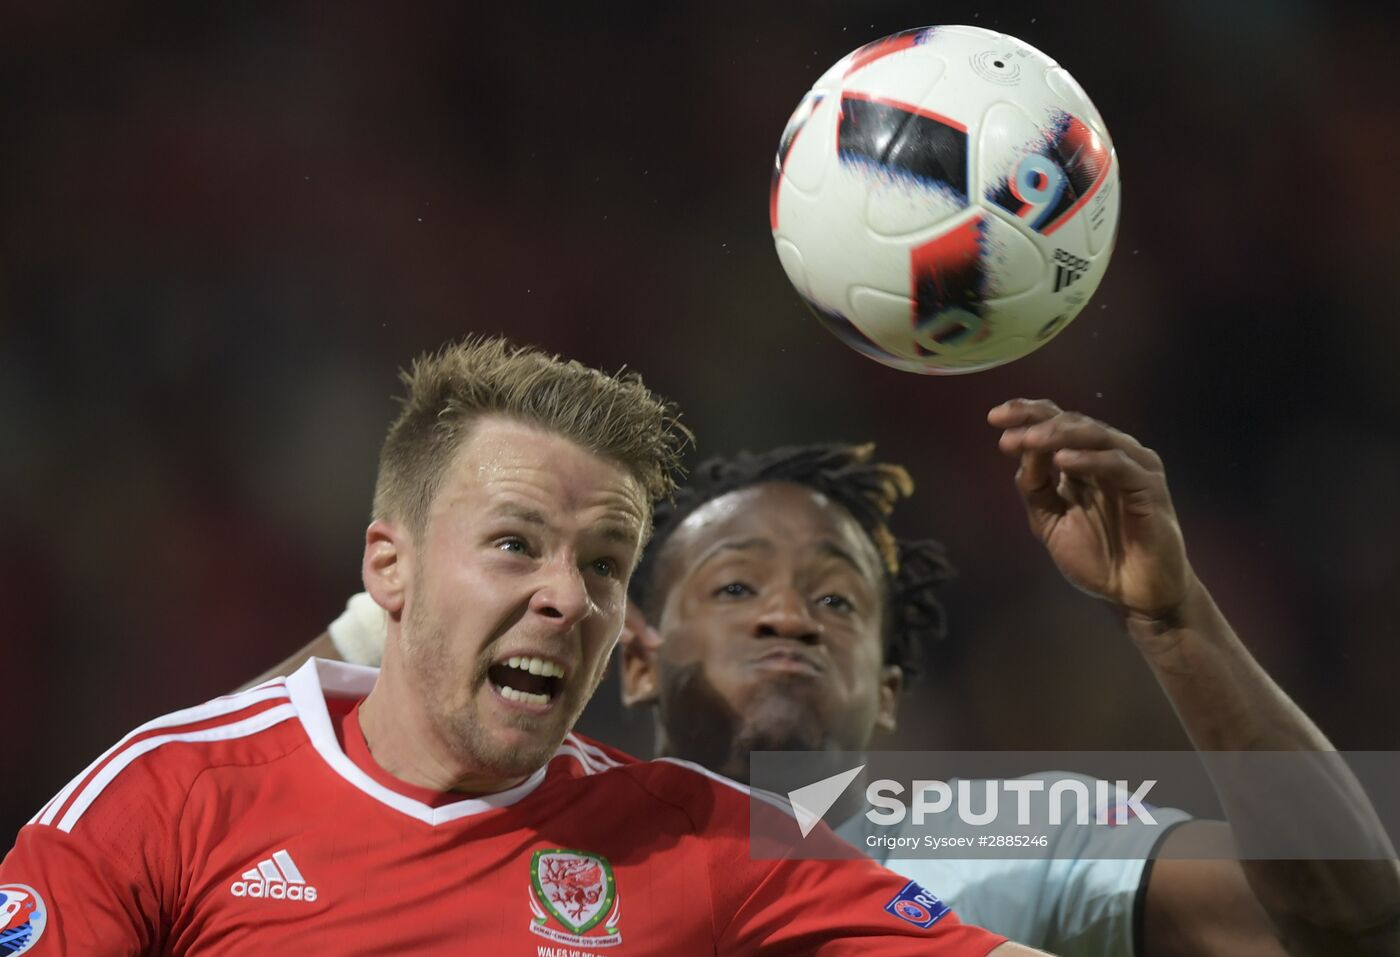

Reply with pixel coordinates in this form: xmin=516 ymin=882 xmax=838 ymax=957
xmin=1018 ymin=414 xmax=1163 ymax=472
xmin=987 ymin=397 xmax=1063 ymax=429
xmin=1052 ymin=447 xmax=1165 ymax=501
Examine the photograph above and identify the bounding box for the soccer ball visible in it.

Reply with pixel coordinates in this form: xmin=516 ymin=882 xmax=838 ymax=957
xmin=769 ymin=25 xmax=1119 ymax=374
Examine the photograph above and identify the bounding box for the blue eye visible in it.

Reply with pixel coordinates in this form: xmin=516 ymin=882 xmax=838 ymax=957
xmin=715 ymin=582 xmax=754 ymax=598
xmin=590 ymin=557 xmax=620 ymax=578
xmin=496 ymin=537 xmax=529 ymax=555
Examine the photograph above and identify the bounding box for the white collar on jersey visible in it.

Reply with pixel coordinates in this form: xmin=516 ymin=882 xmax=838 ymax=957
xmin=285 ymin=657 xmax=552 ymax=826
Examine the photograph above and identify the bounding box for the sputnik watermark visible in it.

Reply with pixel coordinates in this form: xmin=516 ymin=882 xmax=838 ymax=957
xmin=786 ymin=765 xmax=1155 ymax=837
xmin=751 ymin=750 xmax=1400 ymax=861
xmin=866 ymin=776 xmax=1157 ymax=827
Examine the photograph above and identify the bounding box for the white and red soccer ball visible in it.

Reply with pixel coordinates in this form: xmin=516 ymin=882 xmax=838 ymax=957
xmin=770 ymin=25 xmax=1119 ymax=374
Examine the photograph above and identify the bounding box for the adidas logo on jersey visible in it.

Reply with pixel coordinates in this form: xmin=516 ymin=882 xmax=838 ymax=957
xmin=229 ymin=849 xmax=318 ymax=902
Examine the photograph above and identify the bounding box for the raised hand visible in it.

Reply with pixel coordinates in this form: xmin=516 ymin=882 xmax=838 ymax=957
xmin=987 ymin=398 xmax=1194 ymax=621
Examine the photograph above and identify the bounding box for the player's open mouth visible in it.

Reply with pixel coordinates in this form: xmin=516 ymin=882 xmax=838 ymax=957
xmin=487 ymin=656 xmax=566 ymax=709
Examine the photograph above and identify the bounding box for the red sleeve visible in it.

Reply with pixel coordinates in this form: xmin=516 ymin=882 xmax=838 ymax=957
xmin=712 ymin=807 xmax=1006 ymax=956
xmin=717 ymin=851 xmax=1006 ymax=955
xmin=631 ymin=760 xmax=1006 ymax=955
xmin=0 ymin=745 xmax=183 ymax=955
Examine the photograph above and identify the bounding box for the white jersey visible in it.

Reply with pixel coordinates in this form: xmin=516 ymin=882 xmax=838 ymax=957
xmin=836 ymin=772 xmax=1191 ymax=956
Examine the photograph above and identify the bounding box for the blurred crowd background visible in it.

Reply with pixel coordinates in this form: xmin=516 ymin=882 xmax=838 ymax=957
xmin=3 ymin=0 xmax=1398 ymax=837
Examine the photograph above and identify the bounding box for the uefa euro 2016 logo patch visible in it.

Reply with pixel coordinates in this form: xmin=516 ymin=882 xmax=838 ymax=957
xmin=885 ymin=880 xmax=950 ymax=929
xmin=528 ymin=848 xmax=622 ymax=948
xmin=0 ymin=884 xmax=47 ymax=955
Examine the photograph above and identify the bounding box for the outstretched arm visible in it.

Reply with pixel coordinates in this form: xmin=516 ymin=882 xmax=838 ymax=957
xmin=989 ymin=398 xmax=1400 ymax=957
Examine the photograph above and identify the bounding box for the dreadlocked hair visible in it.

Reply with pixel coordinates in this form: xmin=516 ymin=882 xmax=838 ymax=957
xmin=630 ymin=443 xmax=955 ymax=680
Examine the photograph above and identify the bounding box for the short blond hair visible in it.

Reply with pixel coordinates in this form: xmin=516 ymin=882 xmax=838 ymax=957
xmin=373 ymin=336 xmax=690 ymax=536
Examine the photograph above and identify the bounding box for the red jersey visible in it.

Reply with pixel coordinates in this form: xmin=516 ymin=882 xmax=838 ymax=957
xmin=2 ymin=659 xmax=1006 ymax=956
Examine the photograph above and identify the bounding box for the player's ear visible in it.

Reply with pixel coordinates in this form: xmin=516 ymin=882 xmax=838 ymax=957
xmin=875 ymin=664 xmax=903 ymax=734
xmin=619 ymin=600 xmax=662 ymax=708
xmin=363 ymin=519 xmax=409 ymax=617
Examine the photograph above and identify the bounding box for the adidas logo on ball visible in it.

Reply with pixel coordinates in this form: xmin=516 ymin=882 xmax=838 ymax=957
xmin=1052 ymin=248 xmax=1091 ymax=293
xmin=229 ymin=849 xmax=318 ymax=902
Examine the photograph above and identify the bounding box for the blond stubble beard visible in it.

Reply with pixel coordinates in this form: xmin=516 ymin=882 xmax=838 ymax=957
xmin=400 ymin=580 xmax=613 ymax=785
